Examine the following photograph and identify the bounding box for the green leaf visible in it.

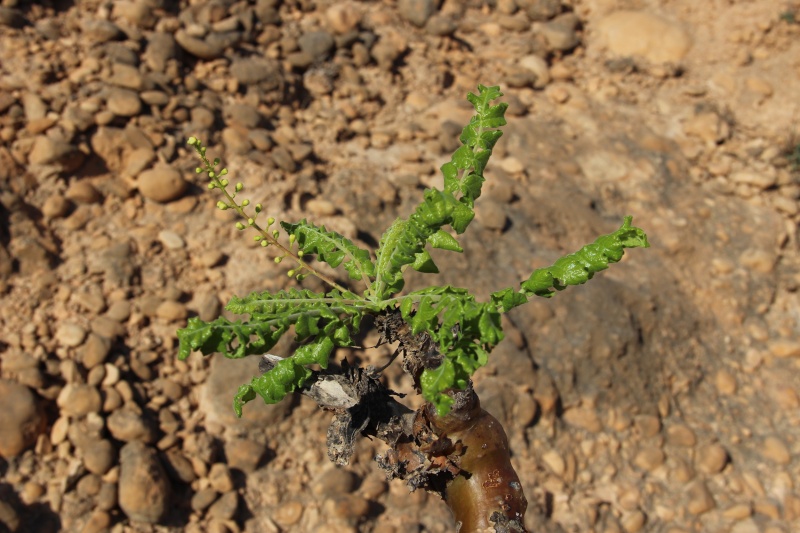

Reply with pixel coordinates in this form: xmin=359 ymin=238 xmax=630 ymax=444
xmin=427 ymin=229 xmax=462 ymax=252
xmin=281 ymin=219 xmax=376 ymax=282
xmin=412 ymin=249 xmax=439 ymax=273
xmin=421 ymin=358 xmax=456 ymax=415
xmin=491 ymin=216 xmax=649 ymax=312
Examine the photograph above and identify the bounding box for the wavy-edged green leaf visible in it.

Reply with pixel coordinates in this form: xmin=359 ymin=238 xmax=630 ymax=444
xmin=412 ymin=249 xmax=439 ymax=273
xmin=233 ymin=357 xmax=313 ymax=417
xmin=491 ymin=216 xmax=649 ymax=312
xmin=371 ymin=86 xmax=507 ymax=300
xmin=427 ymin=229 xmax=462 ymax=252
xmin=177 ymin=315 xmax=289 ymax=361
xmin=281 ymin=219 xmax=375 ymax=282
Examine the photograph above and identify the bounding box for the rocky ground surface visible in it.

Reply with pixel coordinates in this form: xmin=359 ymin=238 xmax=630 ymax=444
xmin=1 ymin=0 xmax=799 ymax=532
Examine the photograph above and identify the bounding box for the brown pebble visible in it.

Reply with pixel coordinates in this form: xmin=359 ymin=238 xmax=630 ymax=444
xmin=273 ymin=500 xmax=304 ymax=527
xmin=768 ymin=339 xmax=800 ymax=359
xmin=666 ymin=425 xmax=696 ymax=447
xmin=695 ymin=443 xmax=728 ymax=474
xmin=208 ymin=463 xmax=234 ymax=493
xmin=634 ymin=447 xmax=666 ymax=472
xmin=714 ymin=369 xmax=737 ymax=395
xmin=563 ymin=407 xmax=603 ymax=433
xmin=686 ymin=480 xmax=715 ymax=515
xmin=760 ymin=436 xmax=791 ymax=465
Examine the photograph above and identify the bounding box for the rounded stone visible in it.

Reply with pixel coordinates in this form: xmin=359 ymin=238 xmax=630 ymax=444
xmin=137 ymin=165 xmax=187 ymax=203
xmin=83 ymin=439 xmax=117 ymax=475
xmin=118 ymin=441 xmax=172 ymax=523
xmin=595 ymin=11 xmax=693 ymax=65
xmin=56 ymin=383 xmax=102 ymax=417
xmin=0 ymin=380 xmax=45 ymax=457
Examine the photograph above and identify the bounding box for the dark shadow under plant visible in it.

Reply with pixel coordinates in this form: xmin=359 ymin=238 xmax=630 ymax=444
xmin=178 ymin=85 xmax=649 ymax=532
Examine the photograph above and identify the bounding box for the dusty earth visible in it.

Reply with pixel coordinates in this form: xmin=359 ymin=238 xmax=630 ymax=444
xmin=1 ymin=0 xmax=800 ymax=532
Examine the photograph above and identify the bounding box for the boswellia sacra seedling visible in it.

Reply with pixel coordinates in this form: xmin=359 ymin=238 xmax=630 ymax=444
xmin=179 ymin=85 xmax=649 ymax=532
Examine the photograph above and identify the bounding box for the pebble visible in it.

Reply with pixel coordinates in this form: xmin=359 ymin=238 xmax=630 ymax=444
xmin=107 ymin=405 xmax=157 ymax=443
xmin=118 ymin=441 xmax=172 ymax=523
xmin=144 ymin=32 xmax=179 ymax=72
xmin=208 ymin=463 xmax=234 ymax=493
xmin=81 ymin=332 xmax=112 ymax=368
xmin=686 ymin=480 xmax=715 ymax=515
xmin=137 ymin=165 xmax=187 ymax=203
xmin=81 ymin=510 xmax=111 ymax=533
xmin=518 ymin=54 xmax=551 ymax=88
xmin=27 ymin=136 xmax=84 ymax=171
xmin=229 ymin=57 xmax=281 ymax=86
xmin=222 ymin=126 xmax=251 ymax=155
xmin=42 ymin=194 xmax=72 ymax=218
xmin=312 ymin=467 xmax=360 ymax=498
xmin=156 ymin=300 xmax=188 ymax=321
xmin=398 ymin=0 xmax=435 ymax=27
xmin=106 ymin=88 xmax=142 ymax=117
xmin=273 ymin=500 xmax=304 ymax=527
xmin=163 ymin=449 xmax=197 ymax=483
xmin=760 ymin=436 xmax=791 ymax=465
xmin=223 ymin=438 xmax=268 ymax=473
xmin=191 ymin=487 xmax=219 ymax=512
xmin=175 ymin=29 xmax=225 ymax=59
xmin=326 ymin=3 xmax=362 ymax=34
xmin=714 ymin=369 xmax=737 ymax=395
xmin=520 ymin=0 xmax=562 ymax=21
xmin=108 ymin=63 xmax=143 ymax=91
xmin=768 ymin=339 xmax=800 ymax=358
xmin=666 ymin=424 xmax=697 ymax=447
xmin=730 ymin=170 xmax=776 ymax=189
xmin=634 ymin=447 xmax=665 ymax=472
xmin=0 ymin=501 xmax=19 ymax=532
xmin=82 ymin=19 xmax=124 ymax=43
xmin=541 ymin=450 xmax=566 ymax=477
xmin=298 ymin=30 xmax=335 ymax=61
xmin=0 ymin=380 xmax=44 ymax=457
xmin=540 ymin=13 xmax=580 ymax=52
xmin=595 ymin=11 xmax=693 ymax=64
xmin=56 ymin=383 xmax=102 ymax=417
xmin=158 ymin=230 xmax=186 ymax=250
xmin=207 ymin=491 xmax=238 ymax=520
xmin=738 ymin=249 xmax=777 ymax=274
xmin=695 ymin=443 xmax=728 ymax=475
xmin=65 ymin=180 xmax=101 ymax=205
xmin=563 ymin=406 xmax=602 ymax=433
xmin=83 ymin=439 xmax=117 ymax=475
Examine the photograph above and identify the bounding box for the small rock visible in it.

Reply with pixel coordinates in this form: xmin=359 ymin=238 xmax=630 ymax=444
xmin=730 ymin=170 xmax=776 ymax=189
xmin=760 ymin=436 xmax=791 ymax=465
xmin=107 ymin=88 xmax=142 ymax=117
xmin=108 ymin=62 xmax=143 ymax=91
xmin=666 ymin=424 xmax=697 ymax=447
xmin=398 ymin=0 xmax=435 ymax=27
xmin=144 ymin=32 xmax=178 ymax=72
xmin=306 ymin=198 xmax=337 ymax=216
xmin=81 ymin=510 xmax=111 ymax=533
xmin=714 ymin=369 xmax=737 ymax=395
xmin=158 ymin=230 xmax=185 ymax=250
xmin=22 ymin=92 xmax=47 ymax=121
xmin=518 ymin=55 xmax=551 ymax=88
xmin=207 ymin=491 xmax=238 ymax=520
xmin=138 ymin=165 xmax=187 ymax=203
xmin=119 ymin=441 xmax=172 ymax=523
xmin=229 ymin=57 xmax=282 ymax=88
xmin=107 ymin=406 xmax=157 ymax=443
xmin=312 ymin=467 xmax=359 ymax=498
xmin=595 ymin=11 xmax=692 ymax=64
xmin=82 ymin=19 xmax=124 ymax=43
xmin=769 ymin=339 xmax=800 ymax=358
xmin=28 ymin=136 xmax=84 ymax=171
xmin=208 ymin=463 xmax=234 ymax=493
xmin=476 ymin=199 xmax=509 ymax=231
xmin=83 ymin=439 xmax=117 ymax=475
xmin=224 ymin=438 xmax=268 ymax=473
xmin=0 ymin=380 xmax=44 ymax=457
xmin=325 ymin=494 xmax=371 ymax=521
xmin=112 ymin=0 xmax=156 ymax=28
xmin=175 ymin=29 xmax=225 ymax=59
xmin=298 ymin=30 xmax=335 ymax=61
xmin=520 ymin=0 xmax=562 ymax=21
xmin=57 ymin=384 xmax=102 ymax=417
xmin=563 ymin=406 xmax=602 ymax=433
xmin=695 ymin=443 xmax=728 ymax=474
xmin=163 ymin=449 xmax=197 ymax=483
xmin=221 ymin=126 xmax=251 ymax=155
xmin=541 ymin=450 xmax=566 ymax=477
xmin=65 ymin=180 xmax=102 ymax=204
xmin=0 ymin=6 xmax=27 ymax=28
xmin=326 ymin=3 xmax=361 ymax=34
xmin=425 ymin=15 xmax=457 ymax=36
xmin=745 ymin=77 xmax=773 ymax=97
xmin=634 ymin=447 xmax=666 ymax=472
xmin=191 ymin=487 xmax=218 ymax=512
xmin=0 ymin=500 xmax=20 ymax=532
xmin=42 ymin=194 xmax=72 ymax=218
xmin=738 ymin=249 xmax=777 ymax=274
xmin=273 ymin=500 xmax=304 ymax=527
xmin=540 ymin=13 xmax=580 ymax=52
xmin=686 ymin=480 xmax=715 ymax=515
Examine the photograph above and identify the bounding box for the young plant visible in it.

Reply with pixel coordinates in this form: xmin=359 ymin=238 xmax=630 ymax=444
xmin=179 ymin=85 xmax=649 ymax=532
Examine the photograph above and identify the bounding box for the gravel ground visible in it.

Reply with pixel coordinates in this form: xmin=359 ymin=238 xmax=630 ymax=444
xmin=0 ymin=0 xmax=799 ymax=532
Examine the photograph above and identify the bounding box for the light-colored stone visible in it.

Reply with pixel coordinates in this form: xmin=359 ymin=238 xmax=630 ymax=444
xmin=695 ymin=443 xmax=728 ymax=474
xmin=137 ymin=165 xmax=187 ymax=203
xmin=595 ymin=11 xmax=692 ymax=64
xmin=760 ymin=436 xmax=791 ymax=465
xmin=119 ymin=441 xmax=171 ymax=523
xmin=686 ymin=480 xmax=715 ymax=515
xmin=0 ymin=380 xmax=45 ymax=457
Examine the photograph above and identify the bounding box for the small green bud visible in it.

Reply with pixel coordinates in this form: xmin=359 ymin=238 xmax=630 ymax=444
xmin=187 ymin=137 xmax=197 ymax=145
xmin=297 ymin=251 xmax=304 ymax=258
xmin=220 ymin=168 xmax=228 ymax=175
xmin=214 ymin=158 xmax=221 ymax=166
xmin=274 ymin=256 xmax=283 ymax=263
xmin=195 ymin=167 xmax=202 ymax=173
xmin=261 ymin=240 xmax=268 ymax=247
xmin=248 ymin=218 xmax=254 ymax=226
xmin=254 ymin=235 xmax=262 ymax=241
xmin=241 ymin=199 xmax=250 ymax=207
xmin=255 ymin=204 xmax=262 ymax=213
xmin=208 ymin=170 xmax=216 ymax=178
xmin=235 ymin=183 xmax=243 ymax=192
xmin=272 ymin=230 xmax=279 ymax=239
xmin=200 ymin=147 xmax=206 ymax=155
xmin=267 ymin=216 xmax=275 ymax=225
xmin=287 ymin=269 xmax=295 ymax=277
xmin=236 ymin=222 xmax=245 ymax=230
xmin=216 ymin=201 xmax=228 ymax=210
xmin=207 ymin=182 xmax=216 ymax=189
xmin=296 ymin=274 xmax=307 ymax=281
xmin=220 ymin=179 xmax=229 ymax=187
xmin=289 ymin=234 xmax=296 ymax=245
